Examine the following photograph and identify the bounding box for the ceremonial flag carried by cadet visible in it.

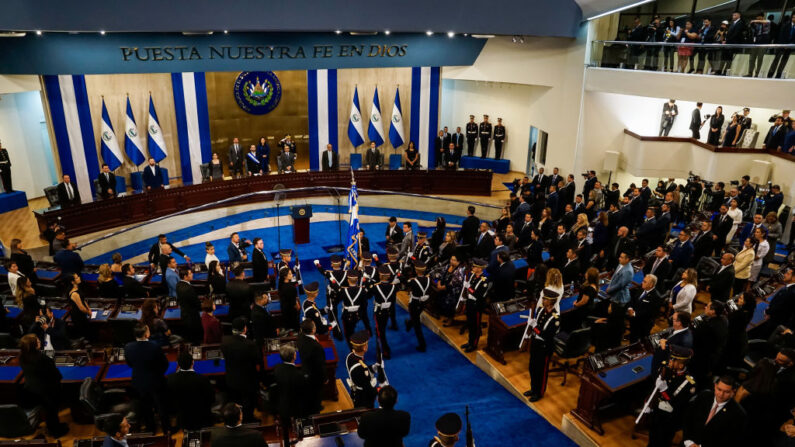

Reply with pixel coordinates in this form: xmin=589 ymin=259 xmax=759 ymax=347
xmin=345 ymin=172 xmax=360 ymax=267
xmin=368 ymin=87 xmax=385 ymax=146
xmin=347 ymin=87 xmax=365 ymax=148
xmin=147 ymin=94 xmax=168 ymax=162
xmin=124 ymin=96 xmax=146 ymax=166
xmin=389 ymin=87 xmax=405 ymax=148
xmin=100 ymin=98 xmax=124 ymax=171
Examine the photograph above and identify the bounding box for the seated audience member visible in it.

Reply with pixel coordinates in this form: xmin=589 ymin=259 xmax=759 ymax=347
xmin=168 ymin=351 xmax=215 ymax=431
xmin=357 ymin=385 xmax=412 ymax=447
xmin=19 ymin=334 xmax=68 ymax=437
xmin=201 ymin=298 xmax=223 ymax=344
xmin=101 ymin=414 xmax=130 ymax=447
xmin=141 ymin=298 xmax=172 ymax=346
xmin=122 ymin=263 xmax=148 ymax=298
xmin=124 ymin=323 xmax=170 ymax=433
xmin=97 ymin=263 xmax=120 ymax=298
xmin=683 ymin=376 xmax=748 ymax=447
xmin=211 ymin=403 xmax=267 ymax=447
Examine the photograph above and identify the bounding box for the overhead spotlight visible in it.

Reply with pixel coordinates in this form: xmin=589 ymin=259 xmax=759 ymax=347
xmin=384 ymin=30 xmax=391 ymax=35
xmin=463 ymin=33 xmax=469 ymax=37
xmin=447 ymin=31 xmax=455 ymax=38
xmin=426 ymin=30 xmax=433 ymax=36
xmin=223 ymin=30 xmax=228 ymax=34
xmin=35 ymin=30 xmax=42 ymax=35
xmin=335 ymin=30 xmax=342 ymax=34
xmin=100 ymin=30 xmax=105 ymax=35
xmin=511 ymin=35 xmax=524 ymax=43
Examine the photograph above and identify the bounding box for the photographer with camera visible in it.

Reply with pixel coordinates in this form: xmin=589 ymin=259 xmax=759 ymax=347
xmin=28 ymin=306 xmax=69 ymax=351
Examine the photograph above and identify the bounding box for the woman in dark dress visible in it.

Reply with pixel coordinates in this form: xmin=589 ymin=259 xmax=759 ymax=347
xmin=404 ymin=141 xmax=420 ymax=170
xmin=722 ymin=113 xmax=742 ymax=147
xmin=566 ymin=267 xmax=598 ymax=332
xmin=278 ymin=268 xmax=300 ymax=332
xmin=725 ymin=292 xmax=756 ymax=368
xmin=707 ymin=106 xmax=724 ymax=145
xmin=9 ymin=238 xmax=36 ymax=282
xmin=208 ymin=260 xmax=226 ymax=295
xmin=97 ymin=263 xmax=120 ymax=299
xmin=17 ymin=276 xmax=41 ymax=331
xmin=493 ymin=207 xmax=511 ymax=234
xmin=19 ymin=334 xmax=69 ymax=437
xmin=257 ymin=137 xmax=271 ymax=173
xmin=65 ymin=273 xmax=91 ymax=339
xmin=430 ymin=217 xmax=447 ymax=254
xmin=525 ymin=229 xmax=544 ymax=269
xmin=141 ymin=298 xmax=171 ymax=346
xmin=209 ymin=152 xmax=224 ymax=180
xmin=435 ymin=231 xmax=457 ymax=265
xmin=591 ymin=212 xmax=610 ymax=254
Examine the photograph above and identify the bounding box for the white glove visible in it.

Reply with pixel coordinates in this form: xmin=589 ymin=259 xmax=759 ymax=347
xmin=372 ymin=254 xmax=379 ymax=261
xmin=655 ymin=377 xmax=668 ymax=393
xmin=528 ymin=318 xmax=537 ymax=328
xmin=463 ymin=281 xmax=471 ymax=289
xmin=313 ymin=259 xmax=320 ymax=265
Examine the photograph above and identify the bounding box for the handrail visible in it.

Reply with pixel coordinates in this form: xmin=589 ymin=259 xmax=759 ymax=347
xmin=76 ymin=186 xmax=502 ymax=250
xmin=593 ymin=40 xmax=795 ymax=49
xmin=623 ymin=128 xmax=795 ymax=161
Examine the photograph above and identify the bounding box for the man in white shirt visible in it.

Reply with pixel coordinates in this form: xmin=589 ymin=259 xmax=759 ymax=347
xmin=321 ymin=144 xmax=339 ymax=171
xmin=6 ymin=260 xmax=22 ymax=295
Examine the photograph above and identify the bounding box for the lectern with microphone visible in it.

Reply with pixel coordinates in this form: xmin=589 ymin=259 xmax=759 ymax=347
xmin=291 ymin=205 xmax=313 ymax=244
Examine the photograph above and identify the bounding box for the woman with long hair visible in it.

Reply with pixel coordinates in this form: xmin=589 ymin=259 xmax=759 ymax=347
xmin=722 ymin=113 xmax=742 ymax=147
xmin=749 ymin=226 xmax=769 ymax=282
xmin=97 ymin=263 xmax=120 ymax=298
xmin=525 ymin=228 xmax=544 ymax=269
xmin=538 ymin=207 xmax=553 ymax=240
xmin=404 ymin=141 xmax=420 ymax=170
xmin=141 ymin=298 xmax=171 ymax=346
xmin=209 ymin=152 xmax=224 ymax=180
xmin=208 ymin=260 xmax=226 ymax=295
xmin=435 ymin=254 xmax=466 ymax=325
xmin=19 ymin=334 xmax=68 ymax=437
xmin=567 ymin=267 xmax=598 ymax=331
xmin=430 ymin=217 xmax=447 ymax=254
xmin=670 ymin=268 xmax=697 ymax=314
xmin=503 ymin=224 xmax=517 ymax=250
xmin=726 ymin=199 xmax=743 ymax=243
xmin=494 ymin=207 xmax=511 ymax=234
xmin=110 ymin=253 xmax=124 ymax=274
xmin=725 ymin=292 xmax=757 ymax=367
xmin=9 ymin=238 xmax=36 ymax=281
xmin=571 ymin=213 xmax=589 ymax=237
xmin=201 ymin=298 xmax=223 ymax=344
xmin=733 ymin=237 xmax=755 ymax=293
xmin=707 ymin=106 xmax=724 ymax=146
xmin=591 ymin=212 xmax=610 ymax=254
xmin=536 ymin=268 xmax=564 ymax=313
xmin=16 ymin=276 xmax=40 ymax=331
xmin=65 ymin=273 xmax=91 ymax=339
xmin=257 ymin=136 xmax=271 ymax=173
xmin=279 ymin=267 xmax=300 ymax=332
xmin=663 ymin=17 xmax=681 ymax=72
xmin=677 ymin=21 xmax=697 ymax=73
xmin=436 ymin=230 xmax=457 ymax=265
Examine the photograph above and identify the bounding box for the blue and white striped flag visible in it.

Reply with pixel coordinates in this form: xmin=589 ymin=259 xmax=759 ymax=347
xmin=389 ymin=87 xmax=405 ymax=148
xmin=124 ymin=97 xmax=145 ymax=166
xmin=347 ymin=87 xmax=365 ymax=148
xmin=147 ymin=94 xmax=167 ymax=162
xmin=100 ymin=99 xmax=124 ymax=171
xmin=345 ymin=175 xmax=360 ymax=267
xmin=368 ymin=87 xmax=385 ymax=147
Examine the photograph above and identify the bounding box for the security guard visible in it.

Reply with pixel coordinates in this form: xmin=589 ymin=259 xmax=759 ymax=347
xmin=301 ymin=281 xmax=329 ymax=336
xmin=493 ymin=118 xmax=506 ymax=160
xmin=342 ymin=271 xmax=368 ymax=346
xmin=411 ymin=231 xmax=432 ymax=267
xmin=278 ymin=248 xmax=303 ymax=293
xmin=465 ymin=115 xmax=478 ymax=158
xmin=372 ymin=265 xmax=396 ymax=358
xmin=429 ymin=412 xmax=462 ymax=447
xmin=405 ymin=260 xmax=431 ymax=352
xmin=314 ymin=254 xmax=348 ymax=339
xmin=346 ymin=331 xmax=378 ymax=409
xmin=385 ymin=247 xmax=404 ymax=329
xmin=524 ymin=289 xmax=560 ymax=402
xmin=460 ymin=258 xmax=490 ymax=353
xmin=646 ymin=346 xmax=697 ymax=447
xmin=479 ymin=114 xmax=492 ymax=158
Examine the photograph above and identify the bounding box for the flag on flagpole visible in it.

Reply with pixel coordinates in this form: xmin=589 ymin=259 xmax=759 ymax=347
xmin=368 ymin=87 xmax=385 ymax=146
xmin=389 ymin=87 xmax=405 ymax=148
xmin=147 ymin=94 xmax=167 ymax=162
xmin=347 ymin=87 xmax=365 ymax=149
xmin=124 ymin=97 xmax=146 ymax=166
xmin=100 ymin=99 xmax=124 ymax=171
xmin=345 ymin=172 xmax=360 ymax=268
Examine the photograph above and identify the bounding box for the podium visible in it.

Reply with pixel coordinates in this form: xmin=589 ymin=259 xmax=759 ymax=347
xmin=291 ymin=205 xmax=313 ymax=244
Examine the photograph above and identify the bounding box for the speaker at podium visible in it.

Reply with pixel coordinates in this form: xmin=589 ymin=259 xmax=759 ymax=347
xmin=291 ymin=205 xmax=313 ymax=244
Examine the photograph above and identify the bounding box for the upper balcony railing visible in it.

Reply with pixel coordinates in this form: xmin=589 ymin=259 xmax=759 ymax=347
xmin=590 ymin=41 xmax=795 ymax=79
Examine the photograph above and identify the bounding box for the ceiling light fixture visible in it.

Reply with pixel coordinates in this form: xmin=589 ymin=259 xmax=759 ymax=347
xmin=335 ymin=30 xmax=342 ymax=34
xmin=447 ymin=31 xmax=455 ymax=38
xmin=35 ymin=30 xmax=42 ymax=35
xmin=426 ymin=30 xmax=433 ymax=36
xmin=384 ymin=30 xmax=391 ymax=35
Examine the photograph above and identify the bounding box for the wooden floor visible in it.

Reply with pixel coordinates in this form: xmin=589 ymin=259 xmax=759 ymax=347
xmin=0 ymin=379 xmax=354 ymax=447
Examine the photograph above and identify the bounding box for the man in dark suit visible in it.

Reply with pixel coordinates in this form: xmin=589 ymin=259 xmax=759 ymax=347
xmin=768 ymin=15 xmax=795 ymax=78
xmin=659 ymin=99 xmax=678 ymax=136
xmin=442 ymin=142 xmax=458 ymax=169
xmin=635 ymin=208 xmax=659 ymax=255
xmin=321 ymin=144 xmax=339 ymax=171
xmin=228 ymin=137 xmax=244 ymax=178
xmin=711 ymin=205 xmax=733 ymax=252
xmin=167 ymin=352 xmax=215 ymax=430
xmin=474 ymin=222 xmax=494 ymax=259
xmin=691 ymin=220 xmax=715 ymax=264
xmin=177 ymin=268 xmax=203 ymax=344
xmin=452 ymin=126 xmax=464 ymax=161
xmin=250 ymin=292 xmax=276 ymax=349
xmin=97 ymin=164 xmax=116 ymax=200
xmin=357 ymin=386 xmax=411 ymax=447
xmin=669 ymin=230 xmax=695 ymax=272
xmin=277 ymin=145 xmax=297 ymax=173
xmin=296 ymin=320 xmax=326 ymax=415
xmin=147 ymin=234 xmax=191 ymax=269
xmin=690 ymin=102 xmax=704 ymax=139
xmin=142 ymin=157 xmax=164 ymax=191
xmin=101 ymin=414 xmax=130 ymax=447
xmin=763 ymin=116 xmax=787 ymax=150
xmin=683 ymin=376 xmax=747 ymax=447
xmin=56 ymin=174 xmax=81 ymax=207
xmin=723 ymin=12 xmax=747 ymax=74
xmin=652 ymin=311 xmax=694 ymax=373
xmin=211 ymin=403 xmax=267 ymax=447
xmin=273 ymin=345 xmax=307 ymax=445
xmin=385 ymin=217 xmax=403 ymax=248
xmin=0 ymin=140 xmax=12 ymax=193
xmin=627 ymin=274 xmax=663 ymax=342
xmin=489 ymin=251 xmax=515 ymax=302
xmin=549 ymin=224 xmax=572 ymax=269
xmin=644 ymin=246 xmax=672 ymax=283
xmin=561 ymin=174 xmax=576 ymax=207
xmin=227 ymin=232 xmax=250 ymax=264
xmin=434 ymin=130 xmax=445 ymax=167
xmin=53 ymin=239 xmax=84 ymax=276
xmin=707 ymin=253 xmax=735 ymax=303
xmin=562 ymin=248 xmax=581 ymax=285
xmin=124 ymin=323 xmax=170 ymax=432
xmin=364 ymin=141 xmax=382 ymax=170
xmin=121 ymin=263 xmax=148 ymax=298
xmin=763 ymin=184 xmax=783 ymax=216
xmin=227 ymin=266 xmax=255 ymax=321
xmin=511 ymin=195 xmax=531 ymax=227
xmin=459 ymin=206 xmax=480 ymax=250
xmin=251 ymin=237 xmax=269 ymax=282
xmin=547 ymin=167 xmax=563 ymax=194
xmin=221 ymin=317 xmax=264 ymax=422
xmin=582 ymin=171 xmax=597 ymax=200
xmin=605 ymin=226 xmax=634 ymax=270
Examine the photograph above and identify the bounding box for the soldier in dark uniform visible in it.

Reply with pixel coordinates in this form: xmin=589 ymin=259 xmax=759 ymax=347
xmin=341 ymin=271 xmax=367 ymax=346
xmin=460 ymin=258 xmax=489 ymax=353
xmin=411 ymin=231 xmax=432 ymax=267
xmin=405 ymin=260 xmax=431 ymax=352
xmin=356 ymin=251 xmax=376 ymax=336
xmin=493 ymin=117 xmax=506 ymax=160
xmin=346 ymin=331 xmax=378 ymax=409
xmin=314 ymin=255 xmax=348 ymax=340
xmin=465 ymin=115 xmax=478 ymax=158
xmin=523 ymin=289 xmax=561 ymax=402
xmin=479 ymin=115 xmax=492 ymax=158
xmin=301 ymin=281 xmax=329 ymax=336
xmin=372 ymin=265 xmax=396 ymax=359
xmin=429 ymin=412 xmax=462 ymax=447
xmin=385 ymin=247 xmax=404 ymax=329
xmin=0 ymin=140 xmax=12 ymax=193
xmin=646 ymin=346 xmax=697 ymax=447
xmin=278 ymin=248 xmax=303 ymax=294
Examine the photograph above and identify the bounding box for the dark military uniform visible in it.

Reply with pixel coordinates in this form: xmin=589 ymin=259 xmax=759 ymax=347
xmin=479 ymin=118 xmax=492 ymax=158
xmin=406 ymin=261 xmax=431 ymax=352
xmin=278 ymin=249 xmax=302 ymax=293
xmin=528 ymin=300 xmax=560 ymax=401
xmin=493 ymin=121 xmax=506 ymax=160
xmin=372 ymin=266 xmax=396 ymax=358
xmin=341 ymin=274 xmax=368 ymax=345
xmin=301 ymin=282 xmax=329 ymax=336
xmin=465 ymin=117 xmax=478 ymax=157
xmin=411 ymin=233 xmax=432 ymax=267
xmin=315 ymin=256 xmax=348 ymax=338
xmin=346 ymin=332 xmax=377 ymax=409
xmin=461 ymin=270 xmax=489 ymax=352
xmin=429 ymin=412 xmax=462 ymax=447
xmin=647 ymin=351 xmax=697 ymax=447
xmin=384 ymin=250 xmax=404 ymax=329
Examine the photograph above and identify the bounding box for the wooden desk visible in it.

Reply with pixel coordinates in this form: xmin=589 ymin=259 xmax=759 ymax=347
xmin=81 ymin=433 xmax=173 ymax=447
xmin=485 ymin=298 xmax=532 ymax=364
xmin=294 ymin=409 xmax=367 ymax=446
xmin=34 ymin=170 xmax=493 ymax=237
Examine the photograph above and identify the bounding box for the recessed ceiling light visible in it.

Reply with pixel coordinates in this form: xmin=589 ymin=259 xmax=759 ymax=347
xmin=335 ymin=30 xmax=342 ymax=34
xmin=35 ymin=30 xmax=42 ymax=35
xmin=223 ymin=30 xmax=228 ymax=34
xmin=384 ymin=30 xmax=391 ymax=35
xmin=100 ymin=30 xmax=105 ymax=35
xmin=447 ymin=31 xmax=454 ymax=38
xmin=426 ymin=30 xmax=433 ymax=36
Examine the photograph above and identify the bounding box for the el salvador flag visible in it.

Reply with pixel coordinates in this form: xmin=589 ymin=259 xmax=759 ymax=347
xmin=100 ymin=99 xmax=124 ymax=171
xmin=368 ymin=87 xmax=385 ymax=147
xmin=345 ymin=179 xmax=360 ymax=267
xmin=347 ymin=87 xmax=365 ymax=148
xmin=147 ymin=94 xmax=167 ymax=162
xmin=389 ymin=88 xmax=405 ymax=148
xmin=124 ymin=97 xmax=145 ymax=166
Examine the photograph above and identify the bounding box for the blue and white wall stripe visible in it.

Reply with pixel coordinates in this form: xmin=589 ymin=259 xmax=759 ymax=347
xmin=171 ymin=72 xmax=212 ymax=185
xmin=42 ymin=75 xmax=100 ymax=201
xmin=410 ymin=67 xmax=441 ymax=169
xmin=307 ymin=69 xmax=339 ymax=171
